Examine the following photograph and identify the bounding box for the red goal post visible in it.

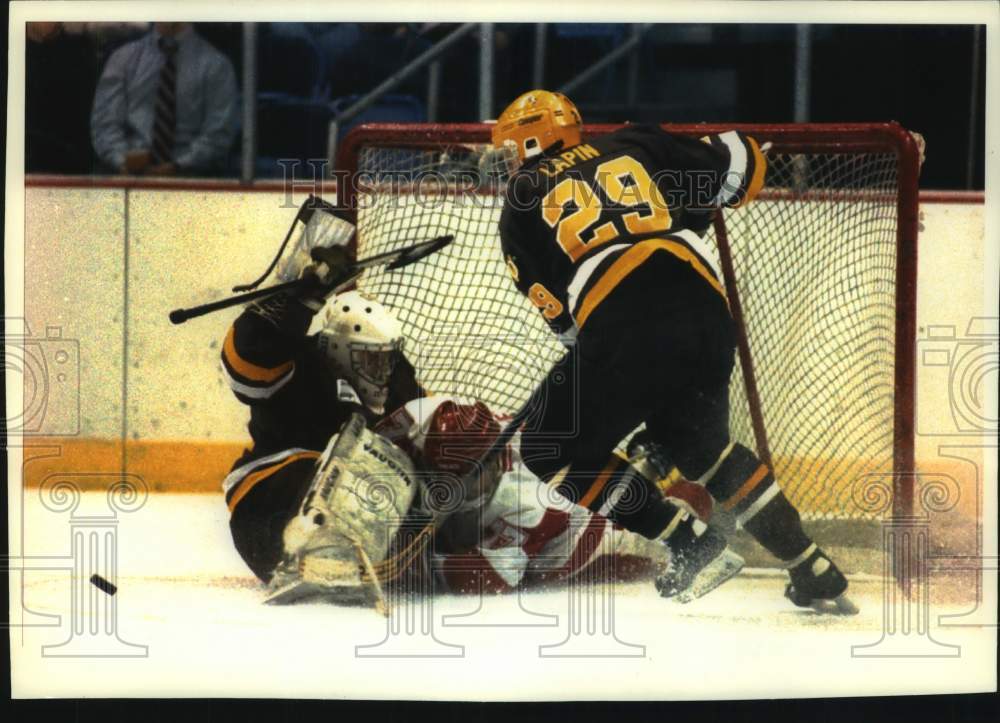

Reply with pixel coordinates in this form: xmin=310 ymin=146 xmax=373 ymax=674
xmin=335 ymin=122 xmax=920 ymax=521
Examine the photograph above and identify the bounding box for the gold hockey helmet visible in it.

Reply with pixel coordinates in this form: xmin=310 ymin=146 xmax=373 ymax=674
xmin=492 ymin=90 xmax=583 ymax=162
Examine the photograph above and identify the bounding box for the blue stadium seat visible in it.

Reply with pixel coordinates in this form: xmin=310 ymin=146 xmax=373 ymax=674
xmin=258 ymin=23 xmax=328 ymax=100
xmin=255 ymin=95 xmax=334 ymax=178
xmin=254 ymin=93 xmax=425 ymax=179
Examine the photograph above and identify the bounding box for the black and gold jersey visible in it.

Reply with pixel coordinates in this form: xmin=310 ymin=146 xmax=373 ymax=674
xmin=498 ymin=123 xmax=765 ymax=336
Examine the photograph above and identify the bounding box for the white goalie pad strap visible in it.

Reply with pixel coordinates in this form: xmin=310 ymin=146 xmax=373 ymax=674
xmin=713 ymin=131 xmax=749 ymax=207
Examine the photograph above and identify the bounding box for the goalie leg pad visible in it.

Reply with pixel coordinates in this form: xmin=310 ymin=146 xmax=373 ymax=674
xmin=268 ymin=413 xmax=419 ymax=605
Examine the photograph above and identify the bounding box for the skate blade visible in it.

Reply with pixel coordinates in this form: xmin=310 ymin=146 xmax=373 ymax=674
xmin=674 ymin=549 xmax=745 ymax=604
xmin=808 ymin=593 xmax=859 ymax=616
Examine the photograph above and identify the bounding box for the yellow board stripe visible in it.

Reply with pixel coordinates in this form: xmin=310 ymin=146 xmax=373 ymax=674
xmin=579 ymin=456 xmax=621 ymax=509
xmin=575 ymin=238 xmax=727 ymax=329
xmin=223 ymin=326 xmax=294 ymax=383
xmin=736 ymin=136 xmax=767 ymax=208
xmin=227 ymin=451 xmax=320 ymax=513
xmin=721 ymin=463 xmax=770 ymax=512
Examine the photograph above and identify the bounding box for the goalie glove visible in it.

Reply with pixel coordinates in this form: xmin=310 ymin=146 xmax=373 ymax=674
xmin=275 ymin=204 xmax=356 ymax=306
xmin=305 ymin=244 xmax=353 ymax=288
xmin=278 ymin=244 xmax=354 ymax=312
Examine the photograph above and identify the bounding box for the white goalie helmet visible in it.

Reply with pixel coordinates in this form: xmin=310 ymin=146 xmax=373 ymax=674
xmin=316 ymin=290 xmax=404 ymax=414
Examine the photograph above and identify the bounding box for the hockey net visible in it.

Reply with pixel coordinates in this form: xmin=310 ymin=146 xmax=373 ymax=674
xmin=336 ymin=123 xmax=920 ymax=521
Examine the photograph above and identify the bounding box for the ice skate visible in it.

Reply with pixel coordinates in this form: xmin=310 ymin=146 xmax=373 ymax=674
xmin=656 ymin=518 xmax=744 ymax=603
xmin=785 ymin=544 xmax=857 ymax=615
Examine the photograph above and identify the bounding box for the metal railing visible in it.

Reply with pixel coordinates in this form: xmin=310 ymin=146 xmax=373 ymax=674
xmin=240 ymin=23 xmax=258 ymax=184
xmin=321 ymin=22 xmax=651 ymax=172
xmin=235 ymin=22 xmax=997 ymax=188
xmin=323 ymin=23 xmax=481 ymax=168
xmin=236 ymin=22 xmax=652 ymax=182
xmin=557 ymin=24 xmax=651 ymax=96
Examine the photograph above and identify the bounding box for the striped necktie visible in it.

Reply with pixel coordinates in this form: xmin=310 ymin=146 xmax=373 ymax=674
xmin=152 ymin=36 xmax=179 ymax=164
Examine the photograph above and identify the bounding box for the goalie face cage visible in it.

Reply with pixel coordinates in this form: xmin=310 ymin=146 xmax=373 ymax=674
xmin=336 ymin=122 xmax=919 ymax=521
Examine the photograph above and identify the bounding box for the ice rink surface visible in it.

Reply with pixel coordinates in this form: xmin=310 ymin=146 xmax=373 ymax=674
xmin=10 ymin=492 xmax=996 ymax=699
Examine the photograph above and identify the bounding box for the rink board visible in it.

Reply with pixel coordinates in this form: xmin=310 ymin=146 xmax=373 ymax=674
xmin=16 ymin=185 xmax=987 ymax=525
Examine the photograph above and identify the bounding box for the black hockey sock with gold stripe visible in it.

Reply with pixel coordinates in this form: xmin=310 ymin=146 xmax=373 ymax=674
xmin=703 ymin=443 xmax=811 ymax=562
xmin=555 ymin=455 xmax=686 ymax=540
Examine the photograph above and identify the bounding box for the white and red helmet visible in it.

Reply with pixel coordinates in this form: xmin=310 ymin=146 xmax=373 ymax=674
xmin=421 ymin=399 xmax=509 ymax=476
xmin=376 ymin=397 xmax=513 ymax=510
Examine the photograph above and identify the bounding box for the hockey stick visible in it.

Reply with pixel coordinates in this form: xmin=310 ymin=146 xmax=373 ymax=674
xmin=168 ymin=234 xmax=454 ymax=325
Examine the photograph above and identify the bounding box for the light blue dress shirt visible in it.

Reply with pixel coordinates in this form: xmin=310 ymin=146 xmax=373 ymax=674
xmin=90 ymin=27 xmax=238 ymax=172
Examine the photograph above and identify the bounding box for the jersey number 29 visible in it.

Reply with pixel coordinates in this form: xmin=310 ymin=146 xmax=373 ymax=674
xmin=541 ymin=155 xmax=672 ymax=263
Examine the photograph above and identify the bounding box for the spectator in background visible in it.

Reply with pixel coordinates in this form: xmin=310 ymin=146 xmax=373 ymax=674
xmin=91 ymin=22 xmax=238 ymax=176
xmin=25 ymin=22 xmax=99 ymax=174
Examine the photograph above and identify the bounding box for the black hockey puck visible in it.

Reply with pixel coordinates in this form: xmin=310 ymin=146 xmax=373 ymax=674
xmin=90 ymin=574 xmax=117 ymax=596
